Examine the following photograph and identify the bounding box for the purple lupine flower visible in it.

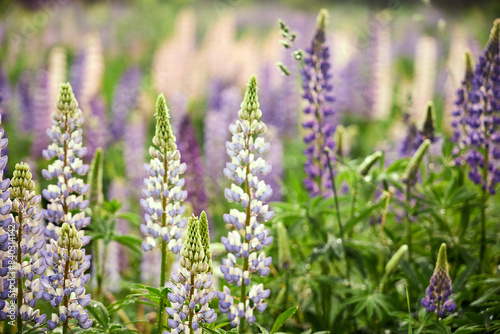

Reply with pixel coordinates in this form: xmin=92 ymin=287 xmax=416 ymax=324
xmin=421 ymin=243 xmax=456 ymax=317
xmin=140 ymin=94 xmax=187 ymax=254
xmin=204 ymin=86 xmax=241 ymax=197
xmin=301 ymin=10 xmax=336 ymax=197
xmin=41 ymin=223 xmax=93 ymax=330
xmin=336 ymin=54 xmax=370 ymax=118
xmin=0 ymin=162 xmax=46 ymax=328
xmin=16 ymin=72 xmax=34 ymax=132
xmin=166 ymin=212 xmax=216 ymax=334
xmin=178 ymin=114 xmax=208 ymax=216
xmin=30 ymin=71 xmax=52 ymax=158
xmin=0 ymin=115 xmax=13 ymax=321
xmin=219 ymin=76 xmax=273 ymax=327
xmin=41 ymin=83 xmax=91 ymax=230
xmin=85 ymin=96 xmax=108 ymax=159
xmin=69 ymin=51 xmax=85 ymax=101
xmin=451 ymin=20 xmax=500 ymax=194
xmin=110 ymin=67 xmax=142 ymax=142
xmin=124 ymin=113 xmax=146 ymax=200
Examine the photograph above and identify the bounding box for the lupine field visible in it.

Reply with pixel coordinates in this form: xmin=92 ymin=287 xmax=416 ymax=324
xmin=0 ymin=0 xmax=500 ymax=333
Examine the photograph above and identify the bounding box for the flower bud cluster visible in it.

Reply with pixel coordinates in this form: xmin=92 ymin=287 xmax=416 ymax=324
xmin=41 ymin=83 xmax=90 ymax=229
xmin=421 ymin=244 xmax=456 ymax=317
xmin=166 ymin=212 xmax=216 ymax=334
xmin=141 ymin=94 xmax=187 ymax=254
xmin=0 ymin=162 xmax=46 ymax=326
xmin=218 ymin=76 xmax=273 ymax=327
xmin=41 ymin=223 xmax=92 ymax=330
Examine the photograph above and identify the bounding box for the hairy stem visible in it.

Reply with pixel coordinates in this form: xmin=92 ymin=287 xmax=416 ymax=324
xmin=158 ymin=149 xmax=169 ymax=332
xmin=16 ymin=211 xmax=23 ymax=334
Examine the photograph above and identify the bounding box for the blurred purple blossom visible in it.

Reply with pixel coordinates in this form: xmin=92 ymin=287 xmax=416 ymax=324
xmin=86 ymin=96 xmax=108 ymax=159
xmin=124 ymin=113 xmax=146 ymax=200
xmin=30 ymin=70 xmax=51 ymax=158
xmin=16 ymin=72 xmax=33 ymax=132
xmin=111 ymin=67 xmax=142 ymax=142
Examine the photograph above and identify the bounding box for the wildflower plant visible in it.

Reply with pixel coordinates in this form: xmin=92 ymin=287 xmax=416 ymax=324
xmin=166 ymin=211 xmax=216 ymax=334
xmin=450 ymin=19 xmax=500 ymax=263
xmin=0 ymin=162 xmax=46 ymax=331
xmin=140 ymin=93 xmax=187 ymax=331
xmin=218 ymin=75 xmax=274 ymax=328
xmin=41 ymin=82 xmax=91 ymax=230
xmin=421 ymin=244 xmax=456 ymax=317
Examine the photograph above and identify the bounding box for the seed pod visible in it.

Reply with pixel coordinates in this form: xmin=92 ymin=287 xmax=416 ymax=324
xmin=357 ymin=151 xmax=383 ymax=177
xmin=402 ymin=139 xmax=430 ymax=184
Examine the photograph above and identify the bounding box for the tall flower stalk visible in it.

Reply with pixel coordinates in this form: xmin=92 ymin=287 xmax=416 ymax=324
xmin=450 ymin=19 xmax=500 ymax=266
xmin=166 ymin=211 xmax=216 ymax=334
xmin=140 ymin=94 xmax=187 ymax=331
xmin=40 ymin=82 xmax=92 ymax=333
xmin=0 ymin=162 xmax=46 ymax=333
xmin=218 ymin=76 xmax=274 ymax=330
xmin=301 ymin=9 xmax=336 ymax=198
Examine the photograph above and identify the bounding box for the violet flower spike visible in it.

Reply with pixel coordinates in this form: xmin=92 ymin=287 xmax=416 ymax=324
xmin=300 ymin=9 xmax=336 ymax=197
xmin=421 ymin=243 xmax=456 ymax=317
xmin=140 ymin=94 xmax=187 ymax=255
xmin=166 ymin=212 xmax=216 ymax=334
xmin=0 ymin=160 xmax=47 ymax=327
xmin=218 ymin=75 xmax=273 ymax=327
xmin=41 ymin=83 xmax=91 ymax=231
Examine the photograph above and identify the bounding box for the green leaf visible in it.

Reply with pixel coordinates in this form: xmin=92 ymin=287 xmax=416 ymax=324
xmin=86 ymin=300 xmax=110 ymax=329
xmin=255 ymin=323 xmax=270 ymax=334
xmin=113 ymin=235 xmax=143 ymax=255
xmin=270 ymin=306 xmax=298 ymax=334
xmin=453 ymin=260 xmax=479 ymax=292
xmin=117 ymin=212 xmax=142 ymax=228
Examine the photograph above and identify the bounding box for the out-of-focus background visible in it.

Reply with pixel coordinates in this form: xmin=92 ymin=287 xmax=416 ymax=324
xmin=0 ymin=0 xmax=500 ymax=330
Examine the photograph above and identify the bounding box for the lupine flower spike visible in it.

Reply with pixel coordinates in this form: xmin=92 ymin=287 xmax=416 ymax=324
xmin=301 ymin=9 xmax=336 ymax=197
xmin=0 ymin=162 xmax=46 ymax=329
xmin=41 ymin=82 xmax=91 ymax=231
xmin=421 ymin=243 xmax=456 ymax=317
xmin=166 ymin=212 xmax=216 ymax=334
xmin=0 ymin=114 xmax=10 ymax=321
xmin=218 ymin=75 xmax=274 ymax=327
xmin=140 ymin=93 xmax=188 ymax=256
xmin=42 ymin=223 xmax=93 ymax=331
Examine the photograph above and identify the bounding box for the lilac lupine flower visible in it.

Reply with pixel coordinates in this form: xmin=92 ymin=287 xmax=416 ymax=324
xmin=41 ymin=83 xmax=91 ymax=230
xmin=218 ymin=76 xmax=273 ymax=327
xmin=451 ymin=19 xmax=500 ymax=194
xmin=301 ymin=9 xmax=336 ymax=197
xmin=125 ymin=113 xmax=146 ymax=200
xmin=69 ymin=51 xmax=85 ymax=101
xmin=30 ymin=71 xmax=52 ymax=158
xmin=0 ymin=114 xmax=9 ymax=321
xmin=0 ymin=162 xmax=46 ymax=328
xmin=421 ymin=243 xmax=456 ymax=317
xmin=166 ymin=212 xmax=216 ymax=334
xmin=178 ymin=114 xmax=208 ymax=216
xmin=16 ymin=73 xmax=33 ymax=132
xmin=41 ymin=223 xmax=93 ymax=330
xmin=85 ymin=96 xmax=108 ymax=159
xmin=140 ymin=94 xmax=187 ymax=254
xmin=204 ymin=86 xmax=241 ymax=197
xmin=110 ymin=67 xmax=142 ymax=142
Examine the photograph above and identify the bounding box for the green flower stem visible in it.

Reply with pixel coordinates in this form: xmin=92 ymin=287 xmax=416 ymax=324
xmin=158 ymin=154 xmax=169 ymax=333
xmin=406 ymin=183 xmax=412 ymax=262
xmin=16 ymin=211 xmax=23 ymax=334
xmin=325 ymin=150 xmax=349 ymax=283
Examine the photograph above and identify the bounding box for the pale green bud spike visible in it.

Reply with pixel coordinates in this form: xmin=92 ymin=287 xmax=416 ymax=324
xmin=56 ymin=82 xmax=79 ymax=114
xmin=10 ymin=162 xmax=35 ymax=198
xmin=486 ymin=18 xmax=500 ymax=55
xmin=153 ymin=93 xmax=176 ymax=152
xmin=317 ymin=9 xmax=329 ymax=31
xmin=335 ymin=125 xmax=345 ymax=158
xmin=86 ymin=147 xmax=103 ymax=207
xmin=402 ymin=139 xmax=430 ymax=183
xmin=239 ymin=75 xmax=262 ymax=121
xmin=180 ymin=215 xmax=206 ymax=274
xmin=422 ymin=102 xmax=435 ymax=141
xmin=357 ymin=151 xmax=383 ymax=176
xmin=385 ymin=244 xmax=408 ymax=274
xmin=435 ymin=243 xmax=449 ymax=274
xmin=464 ymin=50 xmax=474 ymax=84
xmin=198 ymin=211 xmax=213 ymax=274
xmin=58 ymin=223 xmax=82 ymax=251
